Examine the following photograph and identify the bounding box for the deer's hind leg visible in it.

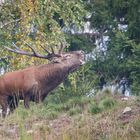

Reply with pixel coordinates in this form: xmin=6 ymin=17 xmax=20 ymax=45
xmin=8 ymin=96 xmax=19 ymax=112
xmin=23 ymin=90 xmax=32 ymax=109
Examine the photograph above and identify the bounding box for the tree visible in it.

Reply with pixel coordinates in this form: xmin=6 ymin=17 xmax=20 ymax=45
xmin=0 ymin=0 xmax=86 ymax=70
xmin=71 ymin=0 xmax=140 ymax=94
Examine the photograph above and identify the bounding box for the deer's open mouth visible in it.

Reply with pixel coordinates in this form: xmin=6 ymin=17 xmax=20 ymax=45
xmin=80 ymin=59 xmax=85 ymax=65
xmin=80 ymin=52 xmax=85 ymax=65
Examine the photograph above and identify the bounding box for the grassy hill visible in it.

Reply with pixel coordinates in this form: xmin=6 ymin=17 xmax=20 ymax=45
xmin=0 ymin=90 xmax=140 ymax=140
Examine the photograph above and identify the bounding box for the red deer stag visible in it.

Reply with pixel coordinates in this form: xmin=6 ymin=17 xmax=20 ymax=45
xmin=0 ymin=42 xmax=85 ymax=117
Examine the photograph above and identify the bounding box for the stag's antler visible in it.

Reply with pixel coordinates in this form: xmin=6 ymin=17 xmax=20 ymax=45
xmin=58 ymin=42 xmax=66 ymax=54
xmin=5 ymin=42 xmax=65 ymax=60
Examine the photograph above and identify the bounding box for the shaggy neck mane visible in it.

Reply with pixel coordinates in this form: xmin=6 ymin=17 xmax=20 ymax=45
xmin=37 ymin=63 xmax=69 ymax=82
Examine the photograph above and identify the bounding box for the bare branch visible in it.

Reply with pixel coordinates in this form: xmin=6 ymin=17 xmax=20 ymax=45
xmin=0 ymin=56 xmax=11 ymax=61
xmin=0 ymin=19 xmax=21 ymax=29
xmin=12 ymin=42 xmax=21 ymax=50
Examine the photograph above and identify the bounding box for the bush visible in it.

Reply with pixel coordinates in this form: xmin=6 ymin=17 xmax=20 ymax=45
xmin=99 ymin=97 xmax=117 ymax=110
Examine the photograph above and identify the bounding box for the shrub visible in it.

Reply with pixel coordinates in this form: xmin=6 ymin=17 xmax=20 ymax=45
xmin=99 ymin=97 xmax=117 ymax=110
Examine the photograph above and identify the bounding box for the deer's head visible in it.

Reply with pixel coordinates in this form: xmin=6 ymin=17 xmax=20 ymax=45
xmin=52 ymin=50 xmax=85 ymax=72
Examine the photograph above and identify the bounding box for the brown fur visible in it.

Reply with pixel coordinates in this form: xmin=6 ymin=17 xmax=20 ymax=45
xmin=0 ymin=51 xmax=84 ymax=117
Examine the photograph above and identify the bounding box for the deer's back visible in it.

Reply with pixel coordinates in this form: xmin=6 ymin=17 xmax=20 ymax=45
xmin=0 ymin=66 xmax=36 ymax=96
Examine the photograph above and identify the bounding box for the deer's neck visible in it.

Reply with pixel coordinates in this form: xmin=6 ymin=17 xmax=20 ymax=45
xmin=37 ymin=63 xmax=69 ymax=85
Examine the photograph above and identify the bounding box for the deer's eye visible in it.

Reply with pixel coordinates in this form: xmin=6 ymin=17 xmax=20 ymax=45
xmin=65 ymin=54 xmax=71 ymax=59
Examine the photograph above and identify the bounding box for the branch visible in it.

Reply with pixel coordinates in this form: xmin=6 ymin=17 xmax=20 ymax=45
xmin=0 ymin=56 xmax=11 ymax=61
xmin=0 ymin=19 xmax=21 ymax=29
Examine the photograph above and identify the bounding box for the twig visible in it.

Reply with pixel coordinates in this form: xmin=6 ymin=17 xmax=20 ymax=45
xmin=0 ymin=19 xmax=21 ymax=29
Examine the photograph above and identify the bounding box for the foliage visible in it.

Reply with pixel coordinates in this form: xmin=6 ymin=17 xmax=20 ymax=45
xmin=66 ymin=34 xmax=96 ymax=52
xmin=88 ymin=103 xmax=102 ymax=114
xmin=98 ymin=97 xmax=117 ymax=109
xmin=79 ymin=0 xmax=140 ymax=94
xmin=0 ymin=0 xmax=140 ymax=139
xmin=88 ymin=89 xmax=118 ymax=115
xmin=0 ymin=0 xmax=86 ymax=70
xmin=1 ymin=0 xmax=139 ymax=94
xmin=0 ymin=1 xmax=140 ymax=139
xmin=127 ymin=43 xmax=140 ymax=95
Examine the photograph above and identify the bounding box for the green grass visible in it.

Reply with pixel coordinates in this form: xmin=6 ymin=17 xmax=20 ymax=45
xmin=88 ymin=103 xmax=102 ymax=114
xmin=98 ymin=97 xmax=117 ymax=109
xmin=0 ymin=88 xmax=139 ymax=140
xmin=68 ymin=106 xmax=82 ymax=116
